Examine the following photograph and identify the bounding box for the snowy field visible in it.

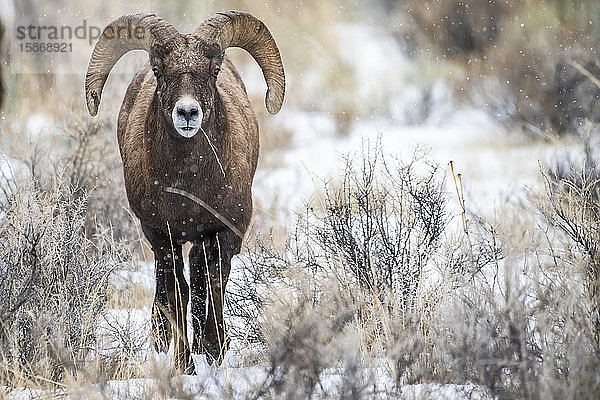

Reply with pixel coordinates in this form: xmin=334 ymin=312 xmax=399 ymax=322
xmin=2 ymin=1 xmax=598 ymax=399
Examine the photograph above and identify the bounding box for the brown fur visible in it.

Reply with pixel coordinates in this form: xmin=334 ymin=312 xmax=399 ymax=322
xmin=117 ymin=56 xmax=258 ymax=241
xmin=116 ymin=39 xmax=260 ymax=373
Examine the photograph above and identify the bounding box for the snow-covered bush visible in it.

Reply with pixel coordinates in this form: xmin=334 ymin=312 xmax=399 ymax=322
xmin=229 ymin=140 xmax=600 ymax=399
xmin=226 ymin=146 xmax=454 ymax=397
xmin=540 ymin=135 xmax=600 ymax=349
xmin=0 ymin=172 xmax=132 ymax=388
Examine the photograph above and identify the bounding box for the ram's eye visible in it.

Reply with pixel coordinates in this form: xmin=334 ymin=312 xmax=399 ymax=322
xmin=152 ymin=66 xmax=161 ymax=77
xmin=212 ymin=67 xmax=221 ymax=78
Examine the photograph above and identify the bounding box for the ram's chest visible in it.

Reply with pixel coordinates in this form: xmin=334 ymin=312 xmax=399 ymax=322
xmin=123 ymin=149 xmax=251 ymax=241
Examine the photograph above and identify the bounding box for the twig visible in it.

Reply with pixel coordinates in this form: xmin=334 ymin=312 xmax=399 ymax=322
xmin=450 ymin=161 xmax=474 ymax=263
xmin=164 ymin=187 xmax=244 ymax=239
xmin=200 ymin=127 xmax=226 ymax=177
xmin=570 ymin=60 xmax=600 ymax=90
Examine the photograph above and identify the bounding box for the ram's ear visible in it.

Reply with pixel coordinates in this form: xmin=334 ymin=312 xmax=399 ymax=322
xmin=85 ymin=13 xmax=180 ymax=116
xmin=194 ymin=11 xmax=285 ymax=115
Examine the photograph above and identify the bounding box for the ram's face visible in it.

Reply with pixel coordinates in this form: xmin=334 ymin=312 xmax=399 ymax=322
xmin=151 ymin=39 xmax=224 ymax=139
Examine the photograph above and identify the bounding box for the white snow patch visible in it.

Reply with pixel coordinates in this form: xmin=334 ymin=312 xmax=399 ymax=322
xmin=254 ymin=104 xmax=567 ymax=227
xmin=25 ymin=113 xmax=56 ymax=139
xmin=4 ymin=369 xmax=492 ymax=399
xmin=0 ymin=154 xmax=30 ymax=206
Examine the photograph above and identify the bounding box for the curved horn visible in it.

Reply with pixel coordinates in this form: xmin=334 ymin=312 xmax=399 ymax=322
xmin=195 ymin=11 xmax=285 ymax=115
xmin=85 ymin=13 xmax=180 ymax=116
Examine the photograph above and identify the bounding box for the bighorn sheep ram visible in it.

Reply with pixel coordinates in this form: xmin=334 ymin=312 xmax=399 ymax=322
xmin=84 ymin=11 xmax=285 ymax=373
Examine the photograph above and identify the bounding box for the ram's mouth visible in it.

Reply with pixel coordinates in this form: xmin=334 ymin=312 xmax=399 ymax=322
xmin=174 ymin=124 xmax=200 ymax=138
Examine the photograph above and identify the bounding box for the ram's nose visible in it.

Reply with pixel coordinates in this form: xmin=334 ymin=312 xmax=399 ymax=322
xmin=172 ymin=96 xmax=202 ymax=138
xmin=174 ymin=97 xmax=202 ymax=122
xmin=177 ymin=105 xmax=199 ymax=122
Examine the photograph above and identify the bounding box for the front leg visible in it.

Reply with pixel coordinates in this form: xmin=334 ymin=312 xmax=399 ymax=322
xmin=189 ymin=240 xmax=208 ymax=354
xmin=203 ymin=229 xmax=241 ymax=365
xmin=151 ymin=259 xmax=172 ymax=353
xmin=144 ymin=225 xmax=172 ymax=354
xmin=143 ymin=225 xmax=195 ymax=374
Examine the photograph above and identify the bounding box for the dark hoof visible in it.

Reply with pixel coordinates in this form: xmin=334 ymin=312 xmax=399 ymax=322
xmin=205 ymin=352 xmax=220 ymax=366
xmin=191 ymin=336 xmax=203 ymax=354
xmin=181 ymin=361 xmax=197 ymax=375
xmin=204 ymin=338 xmax=229 ymax=366
xmin=175 ymin=353 xmax=196 ymax=375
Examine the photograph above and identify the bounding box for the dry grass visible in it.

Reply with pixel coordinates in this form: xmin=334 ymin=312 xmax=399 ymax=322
xmin=0 ymin=171 xmax=137 ymax=390
xmin=106 ymin=279 xmax=153 ymax=311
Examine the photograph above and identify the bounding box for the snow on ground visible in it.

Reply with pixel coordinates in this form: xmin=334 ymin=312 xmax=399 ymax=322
xmin=5 ymin=362 xmax=492 ymax=400
xmin=0 ymin=154 xmax=31 ymax=207
xmin=97 ymin=252 xmax=496 ymax=399
xmin=90 ymin=368 xmax=492 ymax=399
